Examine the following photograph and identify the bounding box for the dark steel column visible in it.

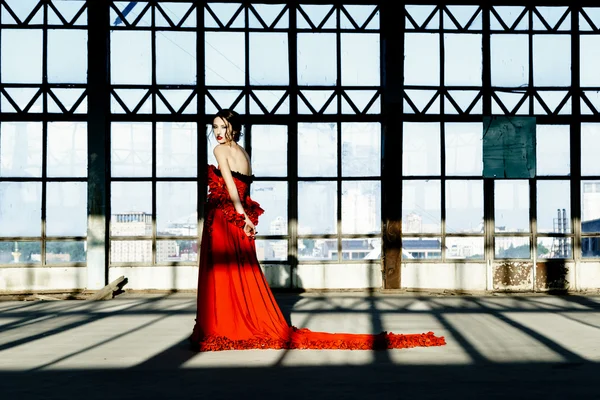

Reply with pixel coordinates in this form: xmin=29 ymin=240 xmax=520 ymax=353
xmin=86 ymin=1 xmax=110 ymax=288
xmin=381 ymin=2 xmax=405 ymax=289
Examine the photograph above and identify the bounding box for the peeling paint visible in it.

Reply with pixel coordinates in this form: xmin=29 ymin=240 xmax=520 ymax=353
xmin=493 ymin=262 xmax=533 ymax=291
xmin=383 ymin=220 xmax=402 ymax=289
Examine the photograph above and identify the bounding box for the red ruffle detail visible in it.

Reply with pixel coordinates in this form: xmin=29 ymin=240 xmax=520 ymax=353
xmin=244 ymin=197 xmax=264 ymax=226
xmin=206 ymin=165 xmax=264 ymax=231
xmin=191 ymin=328 xmax=446 ymax=352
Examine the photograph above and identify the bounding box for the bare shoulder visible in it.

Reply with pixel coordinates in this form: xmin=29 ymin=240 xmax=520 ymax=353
xmin=213 ymin=143 xmax=230 ymax=156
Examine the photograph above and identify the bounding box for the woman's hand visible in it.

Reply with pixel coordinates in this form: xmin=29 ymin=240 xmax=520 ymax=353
xmin=244 ymin=216 xmax=256 ymax=238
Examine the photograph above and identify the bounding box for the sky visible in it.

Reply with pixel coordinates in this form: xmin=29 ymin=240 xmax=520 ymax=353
xmin=1 ymin=2 xmax=600 ymax=239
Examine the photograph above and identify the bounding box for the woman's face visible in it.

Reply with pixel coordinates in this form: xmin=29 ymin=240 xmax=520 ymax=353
xmin=213 ymin=116 xmax=232 ymax=144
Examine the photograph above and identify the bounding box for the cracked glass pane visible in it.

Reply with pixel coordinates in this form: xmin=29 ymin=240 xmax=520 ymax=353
xmin=483 ymin=116 xmax=536 ymax=179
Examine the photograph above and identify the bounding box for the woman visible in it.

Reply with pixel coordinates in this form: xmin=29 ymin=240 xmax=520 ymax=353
xmin=190 ymin=109 xmax=445 ymax=351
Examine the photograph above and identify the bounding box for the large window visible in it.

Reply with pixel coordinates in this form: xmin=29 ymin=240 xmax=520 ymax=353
xmin=402 ymin=6 xmax=484 ymax=260
xmin=109 ymin=2 xmax=199 ymax=266
xmin=2 ymin=1 xmax=600 ymax=291
xmin=204 ymin=3 xmax=383 ymax=266
xmin=399 ymin=5 xmax=590 ymax=265
xmin=0 ymin=1 xmax=88 ymax=267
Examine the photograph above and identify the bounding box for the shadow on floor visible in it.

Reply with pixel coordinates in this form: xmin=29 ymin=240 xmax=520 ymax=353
xmin=1 ymin=361 xmax=598 ymax=399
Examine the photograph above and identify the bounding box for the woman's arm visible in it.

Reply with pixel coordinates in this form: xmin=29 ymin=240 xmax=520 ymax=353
xmin=213 ymin=145 xmax=256 ymax=236
xmin=214 ymin=145 xmax=245 ymax=215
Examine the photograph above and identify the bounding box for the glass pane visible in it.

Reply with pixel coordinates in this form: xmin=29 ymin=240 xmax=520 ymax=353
xmin=47 ymin=122 xmax=87 ymax=177
xmin=0 ymin=241 xmax=41 ymax=264
xmin=537 ymin=237 xmax=571 ymax=259
xmin=110 ymin=31 xmax=151 ymax=84
xmin=483 ymin=116 xmax=535 ymax=178
xmin=1 ymin=29 xmax=42 ymax=83
xmin=341 ymin=33 xmax=380 ymax=86
xmin=0 ymin=182 xmax=41 ymax=237
xmin=298 ymin=238 xmax=337 ymax=261
xmin=157 ymin=240 xmax=197 ymax=262
xmin=582 ymin=181 xmax=600 ymax=233
xmin=50 ymin=0 xmax=87 ymax=25
xmin=2 ymin=0 xmax=39 ymax=23
xmin=580 ymin=8 xmax=600 ymax=31
xmin=250 ymin=4 xmax=289 ymax=29
xmin=298 ymin=90 xmax=336 ymax=114
xmin=403 ymin=122 xmax=440 ymax=176
xmin=205 ymin=3 xmax=245 ymax=28
xmin=50 ymin=88 xmax=87 ymax=114
xmin=0 ymin=122 xmax=42 ymax=177
xmin=352 ymin=238 xmax=381 ymax=260
xmin=256 ymin=239 xmax=288 ymax=261
xmin=446 ymin=180 xmax=483 ymax=234
xmin=444 ymin=34 xmax=482 ymax=86
xmin=342 ymin=181 xmax=381 ymax=234
xmin=495 ymin=180 xmax=529 ymax=233
xmin=156 ymin=31 xmax=196 ymax=84
xmin=491 ymin=34 xmax=528 ymax=87
xmin=205 ymin=32 xmax=245 ymax=85
xmin=111 ymin=1 xmax=151 ymax=27
xmin=111 ymin=88 xmax=151 ymax=114
xmin=156 ymin=122 xmax=197 ymax=177
xmin=445 ymin=122 xmax=482 ymax=176
xmin=298 ymin=181 xmax=336 ymax=235
xmin=495 ymin=237 xmax=530 ymax=259
xmin=402 ymin=237 xmax=442 ymax=260
xmin=534 ymin=7 xmax=570 ymax=30
xmin=250 ymin=182 xmax=287 ymax=236
xmin=250 ymin=33 xmax=288 ymax=85
xmin=110 ymin=182 xmax=152 ymax=236
xmin=537 ymin=125 xmax=570 ymax=176
xmin=404 ymin=33 xmax=439 ymax=86
xmin=157 ymin=182 xmax=197 ymax=236
xmin=342 ymin=123 xmax=380 ymax=177
xmin=533 ymin=35 xmax=570 ymax=86
xmin=111 ymin=122 xmax=152 ymax=177
xmin=582 ymin=237 xmax=600 ymax=258
xmin=446 ymin=237 xmax=484 ymax=259
xmin=251 ymin=125 xmax=287 ymax=177
xmin=491 ymin=7 xmax=528 ymax=30
xmin=1 ymin=87 xmax=42 ymax=113
xmin=343 ymin=90 xmax=380 ymax=114
xmin=46 ymin=241 xmax=86 ymax=263
xmin=341 ymin=238 xmax=379 ymax=261
xmin=298 ymin=123 xmax=337 ymax=177
xmin=297 ymin=5 xmax=336 ymax=29
xmin=157 ymin=89 xmax=195 ymax=114
xmin=298 ymin=33 xmax=336 ymax=85
xmin=537 ymin=181 xmax=570 ymax=233
xmin=46 ymin=182 xmax=87 ymax=237
xmin=445 ymin=6 xmax=482 ymax=30
xmin=405 ymin=5 xmax=439 ymax=29
xmin=342 ymin=5 xmax=379 ymax=29
xmin=48 ymin=29 xmax=87 ymax=83
xmin=580 ymin=36 xmax=600 ymax=87
xmin=250 ymin=89 xmax=289 ymax=115
xmin=110 ymin=240 xmax=152 ymax=263
xmin=581 ymin=123 xmax=600 ymax=176
xmin=402 ymin=180 xmax=441 ymax=234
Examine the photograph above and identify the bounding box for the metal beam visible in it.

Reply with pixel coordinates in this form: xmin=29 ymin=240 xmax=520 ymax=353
xmin=381 ymin=1 xmax=404 ymax=289
xmin=86 ymin=1 xmax=110 ymax=289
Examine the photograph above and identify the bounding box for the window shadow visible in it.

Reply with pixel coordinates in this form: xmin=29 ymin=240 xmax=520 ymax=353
xmin=0 ymin=293 xmax=176 ymax=353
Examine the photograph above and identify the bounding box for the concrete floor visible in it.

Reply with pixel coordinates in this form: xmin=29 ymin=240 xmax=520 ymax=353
xmin=1 ymin=292 xmax=599 ymax=399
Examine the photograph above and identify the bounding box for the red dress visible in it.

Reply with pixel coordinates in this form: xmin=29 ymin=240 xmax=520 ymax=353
xmin=190 ymin=165 xmax=446 ymax=351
